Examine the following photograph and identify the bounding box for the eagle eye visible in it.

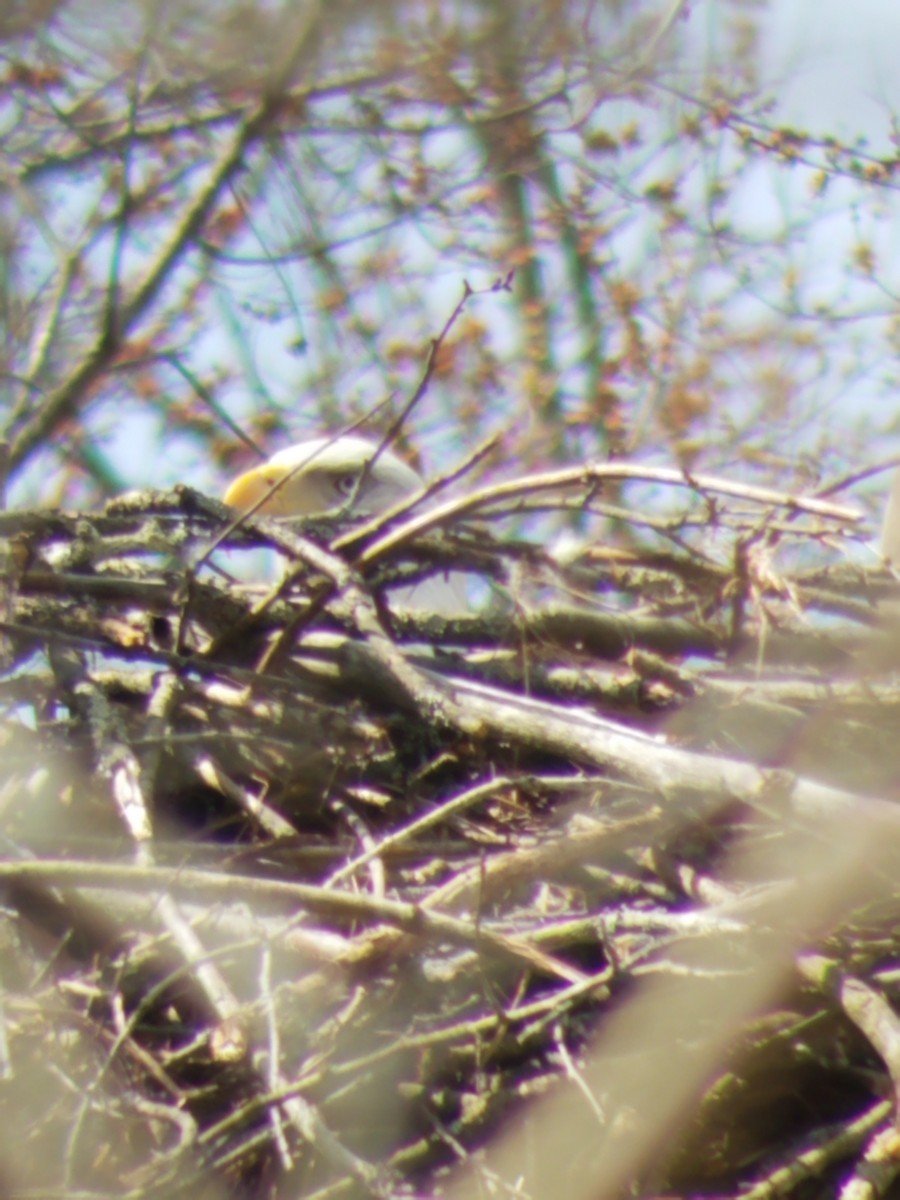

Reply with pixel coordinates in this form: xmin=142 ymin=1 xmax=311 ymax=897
xmin=335 ymin=473 xmax=360 ymax=498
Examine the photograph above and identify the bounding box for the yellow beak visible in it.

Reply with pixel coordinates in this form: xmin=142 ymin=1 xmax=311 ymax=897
xmin=224 ymin=463 xmax=342 ymax=517
xmin=224 ymin=465 xmax=296 ymax=516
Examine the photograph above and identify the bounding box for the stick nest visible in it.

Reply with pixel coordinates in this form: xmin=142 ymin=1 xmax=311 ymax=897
xmin=1 ymin=475 xmax=898 ymax=1200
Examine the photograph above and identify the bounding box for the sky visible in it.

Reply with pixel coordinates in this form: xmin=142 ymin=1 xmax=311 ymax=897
xmin=760 ymin=0 xmax=900 ymax=151
xmin=12 ymin=0 xmax=900 ymax=516
xmin=756 ymin=0 xmax=900 ymax=497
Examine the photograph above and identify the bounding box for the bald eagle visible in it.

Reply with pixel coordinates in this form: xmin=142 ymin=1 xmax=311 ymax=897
xmin=224 ymin=435 xmax=466 ymax=615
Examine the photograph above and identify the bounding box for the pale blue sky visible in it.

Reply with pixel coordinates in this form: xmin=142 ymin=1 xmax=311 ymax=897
xmin=12 ymin=0 xmax=900 ymax=520
xmin=761 ymin=0 xmax=900 ymax=149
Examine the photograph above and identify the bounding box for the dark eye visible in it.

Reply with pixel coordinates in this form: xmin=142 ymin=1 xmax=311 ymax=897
xmin=335 ymin=474 xmax=359 ymax=498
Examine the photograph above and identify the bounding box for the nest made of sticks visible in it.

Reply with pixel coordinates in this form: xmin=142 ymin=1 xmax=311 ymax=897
xmin=1 ymin=468 xmax=899 ymax=1200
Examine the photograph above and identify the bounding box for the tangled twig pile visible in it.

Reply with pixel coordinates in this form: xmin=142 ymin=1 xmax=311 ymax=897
xmin=1 ymin=468 xmax=899 ymax=1200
